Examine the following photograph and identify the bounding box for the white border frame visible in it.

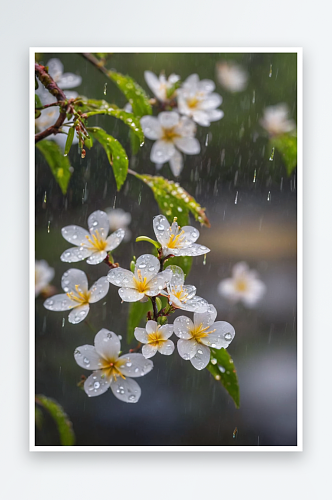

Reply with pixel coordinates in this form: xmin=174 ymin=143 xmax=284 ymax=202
xmin=30 ymin=47 xmax=302 ymax=452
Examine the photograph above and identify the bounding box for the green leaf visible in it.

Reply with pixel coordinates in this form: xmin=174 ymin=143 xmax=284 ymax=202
xmin=165 ymin=256 xmax=193 ymax=279
xmin=127 ymin=300 xmax=152 ymax=344
xmin=88 ymin=127 xmax=128 ymax=190
xmin=108 ymin=72 xmax=152 ymax=117
xmin=35 ymin=395 xmax=75 ymax=446
xmin=64 ymin=126 xmax=75 ymax=155
xmin=84 ymin=134 xmax=93 ymax=149
xmin=133 ymin=174 xmax=210 ymax=227
xmin=36 ymin=140 xmax=72 ymax=195
xmin=270 ymin=134 xmax=297 ymax=176
xmin=207 ymin=349 xmax=240 ymax=408
xmin=35 ymin=94 xmax=43 ymax=109
xmin=130 ymin=130 xmax=141 ymax=155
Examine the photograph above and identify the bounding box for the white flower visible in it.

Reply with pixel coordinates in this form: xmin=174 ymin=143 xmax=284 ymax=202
xmin=44 ymin=269 xmax=109 ymax=324
xmin=134 ymin=320 xmax=174 ymax=358
xmin=260 ymin=103 xmax=296 ymax=137
xmin=162 ymin=265 xmax=208 ymax=313
xmin=37 ymin=58 xmax=82 ymax=97
xmin=153 ymin=214 xmax=210 ymax=258
xmin=177 ymin=74 xmax=224 ymax=127
xmin=74 ymin=329 xmax=153 ymax=402
xmin=174 ymin=303 xmax=235 ymax=370
xmin=107 ymin=254 xmax=172 ymax=303
xmin=105 ymin=208 xmax=131 ymax=241
xmin=218 ymin=262 xmax=266 ymax=307
xmin=216 ymin=61 xmax=248 ymax=93
xmin=140 ymin=111 xmax=200 ymax=177
xmin=35 ymin=260 xmax=55 ymax=297
xmin=144 ymin=70 xmax=180 ymax=102
xmin=61 ymin=210 xmax=125 ymax=265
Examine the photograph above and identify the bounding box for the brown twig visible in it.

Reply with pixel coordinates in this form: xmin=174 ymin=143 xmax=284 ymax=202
xmin=82 ymin=53 xmax=112 ymax=78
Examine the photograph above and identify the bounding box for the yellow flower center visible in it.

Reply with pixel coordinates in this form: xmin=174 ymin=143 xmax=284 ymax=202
xmin=187 ymin=96 xmax=199 ymax=108
xmin=190 ymin=323 xmax=216 ymax=342
xmin=147 ymin=328 xmax=165 ymax=347
xmin=100 ymin=358 xmax=126 ymax=381
xmin=162 ymin=126 xmax=180 ymax=142
xmin=167 ymin=229 xmax=186 ymax=249
xmin=133 ymin=269 xmax=150 ymax=294
xmin=235 ymin=279 xmax=248 ymax=292
xmin=172 ymin=286 xmax=188 ymax=302
xmin=66 ymin=284 xmax=91 ymax=305
xmin=85 ymin=229 xmax=108 ymax=252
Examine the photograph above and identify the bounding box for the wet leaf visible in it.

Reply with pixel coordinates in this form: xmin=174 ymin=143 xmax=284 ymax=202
xmin=127 ymin=300 xmax=152 ymax=344
xmin=35 ymin=94 xmax=43 ymax=109
xmin=36 ymin=140 xmax=72 ymax=195
xmin=88 ymin=127 xmax=128 ymax=190
xmin=108 ymin=72 xmax=152 ymax=117
xmin=133 ymin=174 xmax=210 ymax=227
xmin=35 ymin=395 xmax=75 ymax=446
xmin=64 ymin=126 xmax=75 ymax=155
xmin=270 ymin=134 xmax=297 ymax=176
xmin=207 ymin=349 xmax=240 ymax=409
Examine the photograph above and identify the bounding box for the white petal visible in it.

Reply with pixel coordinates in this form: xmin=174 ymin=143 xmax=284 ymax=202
xmin=180 ymin=296 xmax=209 ymax=313
xmin=206 ymin=109 xmax=224 ymax=122
xmin=44 ymin=293 xmax=75 ymax=311
xmin=159 ymin=111 xmax=180 ymax=128
xmin=140 ymin=115 xmax=162 ymax=139
xmin=178 ymin=117 xmax=196 ymax=137
xmin=183 ymin=74 xmax=199 ymax=87
xmin=106 ymin=229 xmax=125 ymax=251
xmin=233 ymin=262 xmax=250 ymax=277
xmin=134 ymin=327 xmax=149 ymax=344
xmin=177 ymin=338 xmax=198 ymax=360
xmin=119 ymin=287 xmax=144 ymax=302
xmin=145 ymin=320 xmax=158 ymax=334
xmin=142 ymin=344 xmax=158 ymax=358
xmin=88 ymin=210 xmax=109 ymax=239
xmin=60 ymin=246 xmax=93 ymax=263
xmin=192 ymin=110 xmax=210 ymax=126
xmin=172 ymin=243 xmax=210 ymax=257
xmin=180 ymin=226 xmax=200 ymax=245
xmin=135 ymin=254 xmax=160 ymax=282
xmin=197 ymin=79 xmax=215 ymax=93
xmin=218 ymin=279 xmax=237 ymax=300
xmin=145 ymin=269 xmax=172 ymax=296
xmin=74 ymin=345 xmax=103 ymax=370
xmin=167 ymin=265 xmax=185 ymax=286
xmin=86 ymin=251 xmax=108 ymax=265
xmin=169 ymin=74 xmax=180 ymax=84
xmin=159 ymin=324 xmax=174 ymax=339
xmin=158 ymin=339 xmax=174 ymax=355
xmin=94 ymin=329 xmax=121 ymax=359
xmin=153 ymin=214 xmax=171 ymax=246
xmin=118 ymin=353 xmax=153 ymax=377
xmin=174 ymin=316 xmax=193 ymax=339
xmin=84 ymin=371 xmax=110 ymax=397
xmin=110 ymin=377 xmax=141 ymax=403
xmin=57 ymin=73 xmax=82 ymax=89
xmin=61 ymin=268 xmax=88 ymax=294
xmin=194 ymin=303 xmax=217 ymax=328
xmin=200 ymin=93 xmax=222 ymax=110
xmin=47 ymin=58 xmax=64 ymax=81
xmin=144 ymin=71 xmax=161 ymax=96
xmin=89 ymin=277 xmax=109 ymax=303
xmin=61 ymin=225 xmax=90 ymax=245
xmin=174 ymin=137 xmax=200 ymax=155
xmin=190 ymin=344 xmax=210 ymax=370
xmin=201 ymin=321 xmax=235 ymax=349
xmin=151 ymin=140 xmax=175 ymax=163
xmin=68 ymin=304 xmax=90 ymax=324
xmin=169 ymin=149 xmax=183 ymax=177
xmin=107 ymin=267 xmax=135 ymax=288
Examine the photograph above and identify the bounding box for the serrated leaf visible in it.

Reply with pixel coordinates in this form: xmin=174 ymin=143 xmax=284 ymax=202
xmin=64 ymin=126 xmax=75 ymax=155
xmin=127 ymin=300 xmax=152 ymax=344
xmin=270 ymin=134 xmax=297 ymax=176
xmin=36 ymin=140 xmax=72 ymax=195
xmin=134 ymin=174 xmax=210 ymax=227
xmin=108 ymin=72 xmax=152 ymax=118
xmin=35 ymin=395 xmax=75 ymax=446
xmin=88 ymin=127 xmax=128 ymax=190
xmin=207 ymin=349 xmax=240 ymax=408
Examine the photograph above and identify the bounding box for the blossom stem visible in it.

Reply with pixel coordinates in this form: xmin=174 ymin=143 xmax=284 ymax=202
xmin=150 ymin=297 xmax=158 ymax=321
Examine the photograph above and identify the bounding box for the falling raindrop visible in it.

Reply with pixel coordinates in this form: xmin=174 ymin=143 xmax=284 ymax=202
xmin=269 ymin=64 xmax=272 ymax=77
xmin=62 ymin=318 xmax=65 ymax=327
xmin=233 ymin=427 xmax=238 ymax=439
xmin=267 ymin=191 xmax=271 ymax=202
xmin=269 ymin=147 xmax=275 ymax=161
xmin=205 ymin=134 xmax=209 ymax=146
xmin=234 ymin=191 xmax=238 ymax=204
xmin=47 ymin=221 xmax=51 ymax=233
xmin=253 ymin=169 xmax=257 ymax=183
xmin=104 ymin=83 xmax=107 ymax=95
xmin=203 ymin=254 xmax=207 ymax=266
xmin=252 ymin=90 xmax=256 ymax=104
xmin=42 ymin=191 xmax=47 ymax=208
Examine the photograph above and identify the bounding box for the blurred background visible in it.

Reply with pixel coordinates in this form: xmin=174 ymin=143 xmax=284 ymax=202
xmin=35 ymin=52 xmax=297 ymax=447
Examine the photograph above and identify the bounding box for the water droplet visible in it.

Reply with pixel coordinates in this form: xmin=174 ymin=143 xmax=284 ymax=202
xmin=128 ymin=395 xmax=136 ymax=401
xmin=118 ymin=335 xmax=122 ymax=340
xmin=253 ymin=169 xmax=257 ymax=183
xmin=224 ymin=332 xmax=232 ymax=340
xmin=269 ymin=64 xmax=272 ymax=77
xmin=197 ymin=349 xmax=203 ymax=355
xmin=139 ymin=264 xmax=146 ymax=269
xmin=269 ymin=147 xmax=275 ymax=161
xmin=83 ymin=357 xmax=90 ymax=365
xmin=267 ymin=191 xmax=271 ymax=202
xmin=211 ymin=358 xmax=217 ymax=365
xmin=47 ymin=221 xmax=51 ymax=233
xmin=74 ymin=349 xmax=80 ymax=355
xmin=215 ymin=374 xmax=221 ymax=381
xmin=94 ymin=381 xmax=100 ymax=389
xmin=157 ymin=224 xmax=165 ymax=231
xmin=126 ymin=362 xmax=132 ymax=367
xmin=203 ymin=254 xmax=207 ymax=265
xmin=234 ymin=191 xmax=238 ymax=204
xmin=148 ymin=266 xmax=155 ymax=272
xmin=103 ymin=82 xmax=107 ymax=95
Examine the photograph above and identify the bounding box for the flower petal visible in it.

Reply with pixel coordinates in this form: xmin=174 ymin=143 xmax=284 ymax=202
xmin=183 ymin=73 xmax=199 ymax=87
xmin=145 ymin=269 xmax=172 ymax=296
xmin=118 ymin=353 xmax=153 ymax=377
xmin=180 ymin=296 xmax=209 ymax=313
xmin=134 ymin=327 xmax=149 ymax=344
xmin=233 ymin=262 xmax=250 ymax=277
xmin=151 ymin=140 xmax=175 ymax=163
xmin=86 ymin=251 xmax=108 ymax=265
xmin=167 ymin=265 xmax=185 ymax=286
xmin=61 ymin=268 xmax=88 ymax=294
xmin=192 ymin=110 xmax=211 ymax=126
xmin=61 ymin=225 xmax=90 ymax=245
xmin=74 ymin=345 xmax=103 ymax=370
xmin=140 ymin=115 xmax=162 ymax=139
xmin=169 ymin=149 xmax=183 ymax=177
xmin=84 ymin=371 xmax=110 ymax=397
xmin=106 ymin=229 xmax=125 ymax=251
xmin=119 ymin=288 xmax=144 ymax=302
xmin=206 ymin=109 xmax=224 ymax=122
xmin=174 ymin=316 xmax=193 ymax=339
xmin=179 ymin=226 xmax=200 ymax=245
xmin=158 ymin=339 xmax=174 ymax=355
xmin=194 ymin=303 xmax=217 ymax=328
xmin=177 ymin=338 xmax=198 ymax=360
xmin=107 ymin=267 xmax=135 ymax=288
xmin=159 ymin=111 xmax=180 ymax=128
xmin=44 ymin=293 xmax=76 ymax=311
xmin=142 ymin=344 xmax=158 ymax=358
xmin=68 ymin=304 xmax=90 ymax=324
xmin=89 ymin=277 xmax=109 ymax=303
xmin=174 ymin=137 xmax=200 ymax=155
xmin=178 ymin=117 xmax=196 ymax=137
xmin=47 ymin=58 xmax=64 ymax=81
xmin=172 ymin=243 xmax=210 ymax=257
xmin=201 ymin=321 xmax=235 ymax=349
xmin=159 ymin=324 xmax=174 ymax=339
xmin=190 ymin=344 xmax=210 ymax=370
xmin=153 ymin=214 xmax=171 ymax=246
xmin=144 ymin=71 xmax=161 ymax=97
xmin=94 ymin=329 xmax=121 ymax=359
xmin=110 ymin=377 xmax=141 ymax=403
xmin=200 ymin=93 xmax=222 ymax=110
xmin=145 ymin=320 xmax=158 ymax=334
xmin=57 ymin=73 xmax=82 ymax=89
xmin=197 ymin=79 xmax=215 ymax=93
xmin=60 ymin=246 xmax=93 ymax=263
xmin=88 ymin=210 xmax=109 ymax=239
xmin=135 ymin=254 xmax=160 ymax=282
